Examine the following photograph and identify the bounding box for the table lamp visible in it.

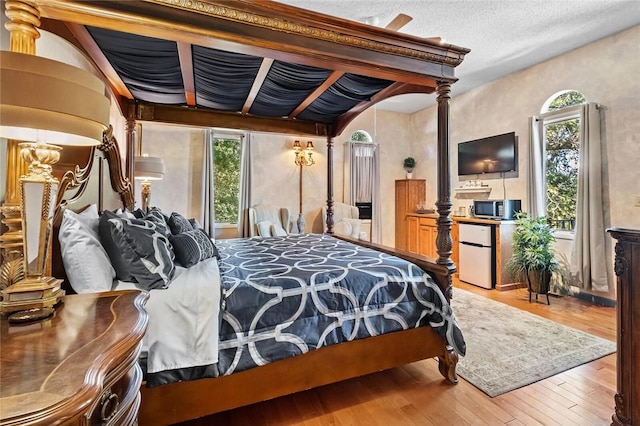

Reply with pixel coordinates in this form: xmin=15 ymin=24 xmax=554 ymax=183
xmin=0 ymin=51 xmax=110 ymax=316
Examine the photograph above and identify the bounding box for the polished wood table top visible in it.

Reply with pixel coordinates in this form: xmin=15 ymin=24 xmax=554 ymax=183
xmin=0 ymin=290 xmax=148 ymax=424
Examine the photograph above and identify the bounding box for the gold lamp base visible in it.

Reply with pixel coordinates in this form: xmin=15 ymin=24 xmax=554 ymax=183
xmin=0 ymin=276 xmax=64 ymax=314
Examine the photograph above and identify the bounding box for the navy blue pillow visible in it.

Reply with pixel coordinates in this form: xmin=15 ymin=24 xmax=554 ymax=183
xmin=168 ymin=211 xmax=194 ymax=235
xmin=99 ymin=211 xmax=175 ymax=289
xmin=170 ymin=229 xmax=219 ymax=268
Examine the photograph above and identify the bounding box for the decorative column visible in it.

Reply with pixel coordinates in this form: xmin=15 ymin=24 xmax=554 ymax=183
xmin=435 ymin=82 xmax=455 ymax=293
xmin=125 ymin=118 xmax=137 ymax=187
xmin=0 ymin=0 xmax=40 ymax=289
xmin=326 ymin=134 xmax=334 ymax=234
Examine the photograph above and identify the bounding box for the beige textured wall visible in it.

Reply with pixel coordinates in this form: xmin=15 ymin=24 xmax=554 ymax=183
xmin=136 ymin=123 xmax=205 ymax=219
xmin=139 ymin=109 xmax=414 ymax=245
xmin=410 ymin=25 xmax=640 ymax=298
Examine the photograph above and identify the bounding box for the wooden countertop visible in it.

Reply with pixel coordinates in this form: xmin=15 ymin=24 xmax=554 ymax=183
xmin=406 ymin=212 xmax=514 ymax=226
xmin=0 ymin=290 xmax=148 ymax=423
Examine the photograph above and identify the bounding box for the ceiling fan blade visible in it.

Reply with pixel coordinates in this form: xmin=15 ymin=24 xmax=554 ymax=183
xmin=385 ymin=13 xmax=412 ymax=31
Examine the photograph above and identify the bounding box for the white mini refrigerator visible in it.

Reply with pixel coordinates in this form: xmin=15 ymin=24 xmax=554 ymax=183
xmin=458 ymin=223 xmax=495 ymax=289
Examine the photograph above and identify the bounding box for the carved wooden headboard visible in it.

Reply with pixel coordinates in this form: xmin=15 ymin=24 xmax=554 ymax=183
xmin=51 ymin=126 xmax=134 ymax=292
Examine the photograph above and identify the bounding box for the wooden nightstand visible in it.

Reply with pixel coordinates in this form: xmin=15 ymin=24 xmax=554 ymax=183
xmin=1 ymin=290 xmax=148 ymax=425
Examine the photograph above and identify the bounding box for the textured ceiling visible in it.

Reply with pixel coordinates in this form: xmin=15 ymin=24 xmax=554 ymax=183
xmin=278 ymin=0 xmax=640 ymax=113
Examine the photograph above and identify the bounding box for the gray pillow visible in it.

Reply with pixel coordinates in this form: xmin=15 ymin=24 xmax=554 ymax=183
xmin=99 ymin=210 xmax=175 ymax=289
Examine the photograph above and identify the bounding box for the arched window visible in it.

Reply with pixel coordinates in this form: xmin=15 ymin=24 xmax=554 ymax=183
xmin=350 ymin=130 xmax=373 ymax=143
xmin=529 ymin=91 xmax=608 ymax=291
xmin=537 ymin=90 xmax=586 ymax=230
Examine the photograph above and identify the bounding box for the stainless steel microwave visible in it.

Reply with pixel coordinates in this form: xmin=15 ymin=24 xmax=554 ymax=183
xmin=473 ymin=199 xmax=521 ymax=220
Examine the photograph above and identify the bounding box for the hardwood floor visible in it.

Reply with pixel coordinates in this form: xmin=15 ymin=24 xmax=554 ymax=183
xmin=178 ymin=280 xmax=617 ymax=426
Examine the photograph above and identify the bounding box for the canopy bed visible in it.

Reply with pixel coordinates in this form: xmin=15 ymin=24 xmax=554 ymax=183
xmin=1 ymin=1 xmax=470 ymax=424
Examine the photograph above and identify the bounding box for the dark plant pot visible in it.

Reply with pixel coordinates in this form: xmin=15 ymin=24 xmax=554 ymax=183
xmin=526 ymin=269 xmax=551 ymax=294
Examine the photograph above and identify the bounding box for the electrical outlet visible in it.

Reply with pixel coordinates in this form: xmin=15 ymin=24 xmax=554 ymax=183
xmin=635 ymin=196 xmax=640 ymax=207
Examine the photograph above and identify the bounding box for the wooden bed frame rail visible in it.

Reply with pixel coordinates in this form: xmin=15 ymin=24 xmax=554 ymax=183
xmin=139 ymin=326 xmax=457 ymax=425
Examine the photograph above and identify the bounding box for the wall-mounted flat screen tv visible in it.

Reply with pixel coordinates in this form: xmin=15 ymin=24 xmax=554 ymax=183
xmin=457 ymin=131 xmax=517 ymax=176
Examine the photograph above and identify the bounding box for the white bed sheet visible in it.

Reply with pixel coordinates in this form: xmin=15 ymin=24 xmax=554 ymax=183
xmin=115 ymin=257 xmax=222 ymax=374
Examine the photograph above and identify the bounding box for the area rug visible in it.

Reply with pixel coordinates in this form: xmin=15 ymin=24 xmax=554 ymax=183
xmin=450 ymin=288 xmax=616 ymax=397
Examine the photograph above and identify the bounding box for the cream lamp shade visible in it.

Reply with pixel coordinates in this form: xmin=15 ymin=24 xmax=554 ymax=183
xmin=0 ymin=50 xmax=110 ymax=146
xmin=134 ymin=155 xmax=166 ymax=180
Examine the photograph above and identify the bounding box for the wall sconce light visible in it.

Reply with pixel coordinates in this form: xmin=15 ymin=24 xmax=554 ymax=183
xmin=293 ymin=140 xmax=315 ymax=167
xmin=0 ymin=51 xmax=110 ymax=316
xmin=134 ymin=154 xmax=165 ymax=212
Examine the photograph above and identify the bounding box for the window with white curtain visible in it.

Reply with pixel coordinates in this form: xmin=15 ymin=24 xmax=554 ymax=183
xmin=534 ymin=91 xmax=586 ymax=231
xmin=212 ymin=135 xmax=242 ymax=224
xmin=529 ymin=91 xmax=608 ymax=291
xmin=346 ymin=129 xmax=382 ymax=242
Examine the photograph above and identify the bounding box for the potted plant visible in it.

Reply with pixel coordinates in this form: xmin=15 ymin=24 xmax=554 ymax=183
xmin=403 ymin=157 xmax=416 ymax=178
xmin=506 ymin=213 xmax=559 ymax=300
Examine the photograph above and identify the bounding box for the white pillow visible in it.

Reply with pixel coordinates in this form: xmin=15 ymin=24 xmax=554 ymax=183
xmin=332 ymin=218 xmax=363 ymax=239
xmin=333 ymin=220 xmax=352 ymax=237
xmin=59 ymin=205 xmax=116 ymax=293
xmin=114 ymin=208 xmax=136 ymax=219
xmin=270 ymin=223 xmax=288 ymax=237
xmin=256 ymin=220 xmax=273 ymax=237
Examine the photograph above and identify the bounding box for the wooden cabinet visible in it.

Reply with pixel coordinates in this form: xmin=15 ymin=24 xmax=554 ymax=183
xmin=1 ymin=290 xmax=148 ymax=425
xmin=608 ymin=228 xmax=639 ymax=426
xmin=404 ymin=214 xmax=458 ymax=264
xmin=407 ymin=216 xmax=420 ymax=253
xmin=418 ymin=217 xmax=437 ymax=258
xmin=395 ymin=179 xmax=426 ymax=251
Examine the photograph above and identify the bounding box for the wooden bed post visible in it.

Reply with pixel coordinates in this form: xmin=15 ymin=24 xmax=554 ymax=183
xmin=125 ymin=117 xmax=137 ymax=188
xmin=326 ymin=132 xmax=335 ymax=234
xmin=435 ymin=82 xmax=456 ymax=298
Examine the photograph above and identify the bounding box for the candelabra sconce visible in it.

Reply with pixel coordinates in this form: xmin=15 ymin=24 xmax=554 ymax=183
xmin=292 ymin=140 xmax=316 ymax=233
xmin=293 ymin=140 xmax=315 ymax=167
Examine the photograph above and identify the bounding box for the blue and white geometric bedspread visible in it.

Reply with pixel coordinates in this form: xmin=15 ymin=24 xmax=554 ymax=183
xmin=215 ymin=234 xmax=465 ymax=375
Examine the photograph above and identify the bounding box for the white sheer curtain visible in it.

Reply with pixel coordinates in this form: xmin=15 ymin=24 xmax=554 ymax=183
xmin=201 ymin=129 xmax=215 ymax=237
xmin=527 ymin=116 xmax=545 ymax=218
xmin=237 ymin=133 xmax=252 ymax=237
xmin=570 ymin=103 xmax=608 ymax=291
xmin=346 ymin=141 xmax=381 ymax=243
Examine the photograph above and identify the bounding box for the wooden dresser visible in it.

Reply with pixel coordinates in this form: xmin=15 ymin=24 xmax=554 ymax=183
xmin=1 ymin=290 xmax=148 ymax=426
xmin=608 ymin=228 xmax=639 ymax=426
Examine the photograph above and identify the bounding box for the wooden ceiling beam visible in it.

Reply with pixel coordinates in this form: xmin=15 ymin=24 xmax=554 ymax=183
xmin=177 ymin=42 xmax=196 ymax=106
xmin=62 ymin=22 xmax=134 ymax=101
xmin=333 ymin=83 xmax=435 ymax=137
xmin=38 ymin=18 xmax=130 ymax=116
xmin=131 ymin=102 xmax=328 ymax=137
xmin=289 ymin=70 xmax=344 ymax=119
xmin=242 ymin=58 xmax=274 ymax=115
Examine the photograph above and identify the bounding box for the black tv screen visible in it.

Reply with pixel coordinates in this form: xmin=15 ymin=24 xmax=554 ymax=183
xmin=457 ymin=132 xmax=517 ymax=176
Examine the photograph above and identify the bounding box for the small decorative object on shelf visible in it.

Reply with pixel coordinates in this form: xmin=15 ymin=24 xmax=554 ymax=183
xmin=403 ymin=157 xmax=416 ymax=179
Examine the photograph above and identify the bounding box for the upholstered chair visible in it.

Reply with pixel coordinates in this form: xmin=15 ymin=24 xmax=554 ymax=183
xmin=321 ymin=202 xmax=366 ymax=239
xmin=248 ymin=204 xmax=291 ymax=237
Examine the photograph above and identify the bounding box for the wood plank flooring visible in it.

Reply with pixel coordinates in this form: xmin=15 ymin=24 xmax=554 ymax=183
xmin=178 ymin=280 xmax=617 ymax=426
